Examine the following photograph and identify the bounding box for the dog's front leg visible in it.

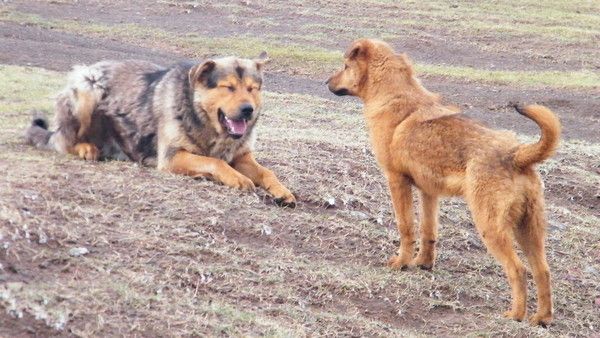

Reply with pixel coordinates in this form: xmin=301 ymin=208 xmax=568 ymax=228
xmin=413 ymin=192 xmax=439 ymax=270
xmin=167 ymin=150 xmax=255 ymax=190
xmin=386 ymin=175 xmax=415 ymax=270
xmin=232 ymin=152 xmax=296 ymax=207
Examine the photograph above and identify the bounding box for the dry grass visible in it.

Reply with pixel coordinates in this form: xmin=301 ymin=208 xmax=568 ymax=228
xmin=1 ymin=65 xmax=599 ymax=336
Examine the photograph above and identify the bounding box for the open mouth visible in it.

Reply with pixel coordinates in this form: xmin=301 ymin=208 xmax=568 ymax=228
xmin=218 ymin=109 xmax=248 ymax=139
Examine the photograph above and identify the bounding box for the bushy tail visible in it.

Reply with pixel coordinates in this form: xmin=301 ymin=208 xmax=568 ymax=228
xmin=512 ymin=104 xmax=561 ymax=168
xmin=24 ymin=110 xmax=54 ymax=149
xmin=24 ymin=63 xmax=107 ymax=153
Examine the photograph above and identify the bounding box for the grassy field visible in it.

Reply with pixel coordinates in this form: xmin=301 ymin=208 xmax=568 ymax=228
xmin=1 ymin=1 xmax=599 ymax=337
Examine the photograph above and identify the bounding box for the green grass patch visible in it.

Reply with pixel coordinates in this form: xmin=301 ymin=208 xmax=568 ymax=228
xmin=0 ymin=65 xmax=63 ymax=112
xmin=0 ymin=65 xmax=63 ymax=144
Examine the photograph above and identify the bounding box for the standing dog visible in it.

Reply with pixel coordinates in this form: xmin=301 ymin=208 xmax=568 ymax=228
xmin=327 ymin=39 xmax=559 ymax=325
xmin=25 ymin=54 xmax=295 ymax=207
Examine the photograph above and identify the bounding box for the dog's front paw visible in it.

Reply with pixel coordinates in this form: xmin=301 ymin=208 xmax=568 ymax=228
xmin=271 ymin=185 xmax=296 ymax=208
xmin=529 ymin=312 xmax=552 ymax=327
xmin=387 ymin=255 xmax=411 ymax=270
xmin=412 ymin=252 xmax=435 ymax=270
xmin=503 ymin=309 xmax=526 ymax=322
xmin=221 ymin=173 xmax=255 ymax=191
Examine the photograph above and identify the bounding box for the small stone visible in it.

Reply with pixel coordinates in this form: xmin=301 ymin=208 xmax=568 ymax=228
xmin=261 ymin=225 xmax=272 ymax=236
xmin=38 ymin=231 xmax=48 ymax=244
xmin=348 ymin=211 xmax=369 ymax=220
xmin=69 ymin=247 xmax=89 ymax=257
xmin=324 ymin=197 xmax=336 ymax=208
xmin=548 ymin=219 xmax=566 ymax=232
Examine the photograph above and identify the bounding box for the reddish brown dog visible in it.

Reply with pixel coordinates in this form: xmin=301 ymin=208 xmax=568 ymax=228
xmin=327 ymin=39 xmax=560 ymax=326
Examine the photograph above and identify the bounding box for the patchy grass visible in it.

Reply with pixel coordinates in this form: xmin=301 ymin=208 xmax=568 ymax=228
xmin=0 ymin=65 xmax=62 ymax=112
xmin=417 ymin=64 xmax=600 ymax=89
xmin=2 ymin=10 xmax=599 ymax=89
xmin=0 ymin=9 xmax=341 ymax=74
xmin=402 ymin=1 xmax=600 ymax=43
xmin=269 ymin=0 xmax=600 ymax=43
xmin=1 ymin=64 xmax=599 ymax=336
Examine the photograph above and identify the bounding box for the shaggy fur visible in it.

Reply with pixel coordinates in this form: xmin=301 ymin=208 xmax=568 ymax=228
xmin=327 ymin=39 xmax=560 ymax=326
xmin=25 ymin=54 xmax=295 ymax=207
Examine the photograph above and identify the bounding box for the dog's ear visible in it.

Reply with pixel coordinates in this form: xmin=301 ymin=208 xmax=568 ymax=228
xmin=345 ymin=40 xmax=367 ymax=60
xmin=254 ymin=51 xmax=269 ymax=71
xmin=189 ymin=60 xmax=217 ymax=87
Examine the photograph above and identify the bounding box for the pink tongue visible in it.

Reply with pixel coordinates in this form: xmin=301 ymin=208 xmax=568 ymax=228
xmin=226 ymin=118 xmax=247 ymax=135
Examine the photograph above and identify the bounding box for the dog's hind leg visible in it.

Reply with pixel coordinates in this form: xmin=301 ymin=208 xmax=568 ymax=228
xmin=26 ymin=63 xmax=107 ymax=161
xmin=49 ymin=93 xmax=100 ymax=161
xmin=468 ymin=190 xmax=528 ymax=322
xmin=513 ymin=188 xmax=553 ymax=326
xmin=413 ymin=192 xmax=439 ymax=270
xmin=53 ymin=64 xmax=107 ymax=161
xmin=386 ymin=175 xmax=416 ymax=270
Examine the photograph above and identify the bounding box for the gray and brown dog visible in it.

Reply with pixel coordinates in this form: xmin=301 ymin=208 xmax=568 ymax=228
xmin=25 ymin=54 xmax=295 ymax=207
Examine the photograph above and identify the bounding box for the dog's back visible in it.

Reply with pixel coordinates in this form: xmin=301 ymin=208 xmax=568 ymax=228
xmin=26 ymin=60 xmax=172 ymax=164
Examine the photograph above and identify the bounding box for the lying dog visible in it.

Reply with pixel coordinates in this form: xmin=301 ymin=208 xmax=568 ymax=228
xmin=327 ymin=39 xmax=559 ymax=325
xmin=25 ymin=54 xmax=295 ymax=207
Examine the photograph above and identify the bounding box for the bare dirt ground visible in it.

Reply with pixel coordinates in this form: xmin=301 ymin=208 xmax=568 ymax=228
xmin=1 ymin=0 xmax=599 ymax=337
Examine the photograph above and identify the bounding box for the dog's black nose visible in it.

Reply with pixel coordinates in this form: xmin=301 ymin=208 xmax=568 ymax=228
xmin=239 ymin=103 xmax=254 ymax=119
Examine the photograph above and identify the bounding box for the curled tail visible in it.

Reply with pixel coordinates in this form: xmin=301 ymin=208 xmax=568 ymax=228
xmin=24 ymin=110 xmax=53 ymax=148
xmin=512 ymin=103 xmax=561 ymax=168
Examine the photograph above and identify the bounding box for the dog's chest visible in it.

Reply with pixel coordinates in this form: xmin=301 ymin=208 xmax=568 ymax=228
xmin=207 ymin=137 xmax=245 ymax=163
xmin=366 ymin=118 xmax=397 ymax=170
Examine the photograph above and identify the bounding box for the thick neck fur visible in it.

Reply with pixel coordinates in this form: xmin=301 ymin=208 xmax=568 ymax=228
xmin=360 ymin=52 xmax=439 ymax=122
xmin=356 ymin=51 xmax=443 ymax=170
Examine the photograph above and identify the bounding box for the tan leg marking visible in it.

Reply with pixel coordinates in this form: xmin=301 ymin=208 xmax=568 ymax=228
xmin=232 ymin=152 xmax=296 ymax=207
xmin=167 ymin=150 xmax=254 ymax=190
xmin=70 ymin=142 xmax=99 ymax=161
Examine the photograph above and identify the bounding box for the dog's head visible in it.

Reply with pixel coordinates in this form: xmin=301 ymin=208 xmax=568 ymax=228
xmin=326 ymin=39 xmax=414 ymax=100
xmin=189 ymin=52 xmax=268 ymax=139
